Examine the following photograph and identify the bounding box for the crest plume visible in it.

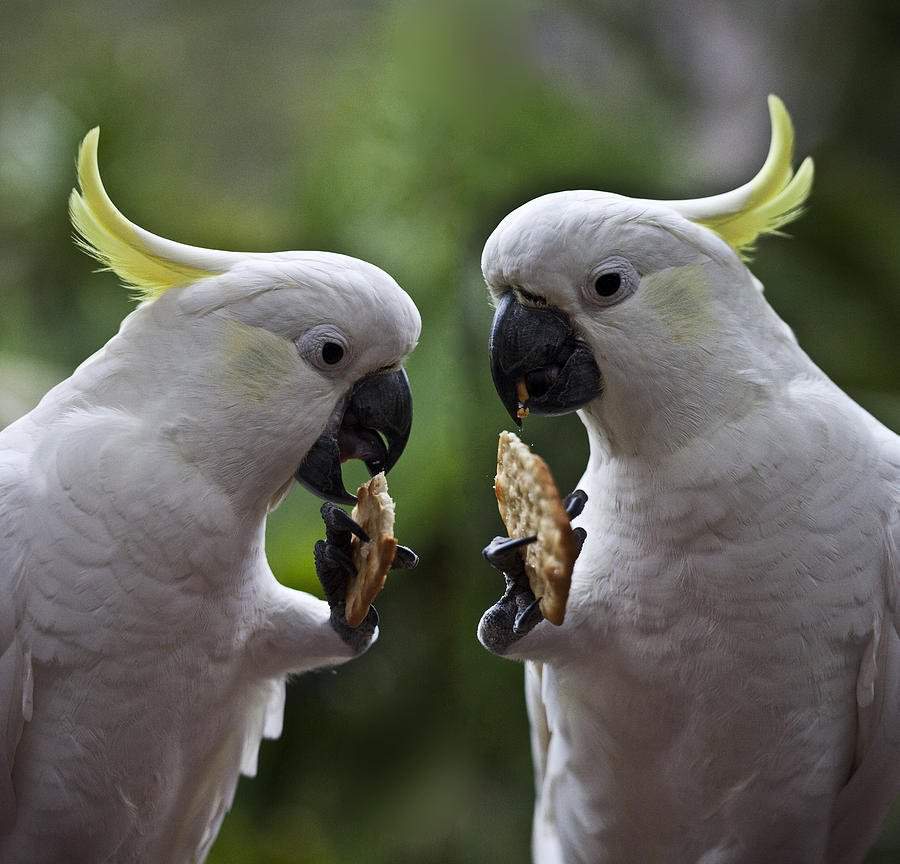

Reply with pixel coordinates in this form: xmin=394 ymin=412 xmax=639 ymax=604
xmin=69 ymin=129 xmax=239 ymax=301
xmin=665 ymin=96 xmax=814 ymax=258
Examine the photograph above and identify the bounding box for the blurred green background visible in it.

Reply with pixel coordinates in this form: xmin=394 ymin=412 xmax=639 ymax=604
xmin=1 ymin=0 xmax=898 ymax=861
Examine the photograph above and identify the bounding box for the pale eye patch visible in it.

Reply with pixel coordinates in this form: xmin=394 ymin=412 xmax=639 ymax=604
xmin=639 ymin=264 xmax=715 ymax=343
xmin=222 ymin=321 xmax=298 ymax=401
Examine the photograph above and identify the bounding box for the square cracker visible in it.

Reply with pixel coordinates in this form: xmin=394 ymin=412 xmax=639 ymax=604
xmin=494 ymin=431 xmax=576 ymax=625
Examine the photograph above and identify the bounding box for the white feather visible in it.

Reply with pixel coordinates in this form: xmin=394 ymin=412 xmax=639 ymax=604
xmin=0 ymin=232 xmax=420 ymax=861
xmin=481 ymin=170 xmax=899 ymax=863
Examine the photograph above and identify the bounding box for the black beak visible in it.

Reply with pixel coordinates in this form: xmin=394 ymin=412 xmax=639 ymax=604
xmin=489 ymin=293 xmax=602 ymax=426
xmin=295 ymin=368 xmax=413 ymax=504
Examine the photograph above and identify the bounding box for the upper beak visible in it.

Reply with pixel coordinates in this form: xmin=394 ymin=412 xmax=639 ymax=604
xmin=489 ymin=293 xmax=602 ymax=426
xmin=295 ymin=368 xmax=413 ymax=504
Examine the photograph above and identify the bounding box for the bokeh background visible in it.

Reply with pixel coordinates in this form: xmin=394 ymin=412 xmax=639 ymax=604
xmin=2 ymin=1 xmax=899 ymax=861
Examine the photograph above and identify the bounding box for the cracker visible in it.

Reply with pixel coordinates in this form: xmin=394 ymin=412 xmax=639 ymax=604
xmin=494 ymin=431 xmax=576 ymax=625
xmin=346 ymin=472 xmax=397 ymax=628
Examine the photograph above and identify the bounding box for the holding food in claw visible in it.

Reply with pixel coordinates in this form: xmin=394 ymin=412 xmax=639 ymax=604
xmin=477 ymin=97 xmax=900 ymax=863
xmin=494 ymin=432 xmax=580 ymax=626
xmin=348 ymin=472 xmax=400 ymax=627
xmin=480 ymin=432 xmax=587 ymax=648
xmin=0 ymin=128 xmax=422 ymax=863
xmin=315 ymin=472 xmax=416 ymax=652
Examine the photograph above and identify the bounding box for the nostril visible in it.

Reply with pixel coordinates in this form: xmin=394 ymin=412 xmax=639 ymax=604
xmin=524 ymin=366 xmax=561 ymax=399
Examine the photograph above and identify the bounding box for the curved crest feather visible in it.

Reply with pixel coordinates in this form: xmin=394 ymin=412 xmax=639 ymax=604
xmin=665 ymin=96 xmax=814 ymax=258
xmin=69 ymin=129 xmax=240 ymax=301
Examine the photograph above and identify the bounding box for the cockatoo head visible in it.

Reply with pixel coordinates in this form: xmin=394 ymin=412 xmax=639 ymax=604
xmin=483 ymin=96 xmax=813 ymax=457
xmin=69 ymin=130 xmax=420 ymax=509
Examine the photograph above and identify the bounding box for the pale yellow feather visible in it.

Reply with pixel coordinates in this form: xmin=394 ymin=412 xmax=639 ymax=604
xmin=695 ymin=96 xmax=814 ymax=259
xmin=69 ymin=128 xmax=215 ymax=300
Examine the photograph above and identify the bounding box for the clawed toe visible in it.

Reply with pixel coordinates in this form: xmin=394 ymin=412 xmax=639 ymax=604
xmin=513 ymin=597 xmax=543 ymax=635
xmin=479 ymin=490 xmax=586 ymax=655
xmin=320 ymin=501 xmax=369 ymax=542
xmin=482 ymin=534 xmax=537 ymax=571
xmin=315 ymin=502 xmax=417 ymax=650
xmin=563 ymin=489 xmax=588 ymax=519
xmin=392 ymin=545 xmax=419 ymax=570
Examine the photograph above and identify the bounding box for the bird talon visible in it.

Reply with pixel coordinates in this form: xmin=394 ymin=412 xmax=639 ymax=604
xmin=513 ymin=596 xmax=544 ymax=635
xmin=563 ymin=489 xmax=588 ymax=519
xmin=320 ymin=501 xmax=369 ymax=543
xmin=392 ymin=544 xmax=419 ymax=570
xmin=483 ymin=534 xmax=537 ymax=569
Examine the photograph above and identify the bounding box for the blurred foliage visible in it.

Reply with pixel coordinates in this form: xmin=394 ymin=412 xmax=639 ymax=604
xmin=1 ymin=0 xmax=898 ymax=861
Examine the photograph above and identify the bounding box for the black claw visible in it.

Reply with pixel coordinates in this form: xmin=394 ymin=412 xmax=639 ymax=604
xmin=564 ymin=489 xmax=588 ymax=519
xmin=513 ymin=597 xmax=544 ymax=635
xmin=314 ymin=540 xmax=342 ymax=603
xmin=482 ymin=534 xmax=537 ymax=569
xmin=392 ymin=545 xmax=419 ymax=570
xmin=328 ymin=544 xmax=356 ymax=575
xmin=321 ymin=502 xmax=369 ymax=543
xmin=479 ymin=491 xmax=587 ymax=655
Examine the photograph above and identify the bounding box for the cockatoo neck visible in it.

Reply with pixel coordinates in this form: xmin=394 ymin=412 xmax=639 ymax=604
xmin=64 ymin=301 xmax=323 ymax=519
xmin=578 ymin=324 xmax=795 ymax=465
xmin=576 ymin=269 xmax=808 ymax=464
xmin=578 ymin=361 xmax=770 ymax=463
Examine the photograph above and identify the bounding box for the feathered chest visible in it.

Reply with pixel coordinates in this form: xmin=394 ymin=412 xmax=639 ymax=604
xmin=570 ymin=423 xmax=884 ymax=667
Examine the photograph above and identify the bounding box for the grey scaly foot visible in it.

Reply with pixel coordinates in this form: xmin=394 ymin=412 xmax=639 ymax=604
xmin=478 ymin=489 xmax=588 ymax=655
xmin=314 ymin=502 xmax=417 ymax=654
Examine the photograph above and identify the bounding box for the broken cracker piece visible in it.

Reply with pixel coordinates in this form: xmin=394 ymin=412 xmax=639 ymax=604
xmin=346 ymin=472 xmax=397 ymax=628
xmin=494 ymin=431 xmax=576 ymax=625
xmin=515 ymin=380 xmax=530 ymax=420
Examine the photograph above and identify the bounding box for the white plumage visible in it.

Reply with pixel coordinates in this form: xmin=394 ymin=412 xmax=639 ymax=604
xmin=480 ymin=98 xmax=899 ymax=863
xmin=0 ymin=131 xmax=420 ymax=862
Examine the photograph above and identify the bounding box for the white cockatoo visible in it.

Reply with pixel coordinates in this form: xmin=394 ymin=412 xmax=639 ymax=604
xmin=0 ymin=130 xmax=421 ymax=863
xmin=478 ymin=97 xmax=899 ymax=863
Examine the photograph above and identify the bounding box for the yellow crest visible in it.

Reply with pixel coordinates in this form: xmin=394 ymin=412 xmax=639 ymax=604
xmin=667 ymin=96 xmax=814 ymax=259
xmin=69 ymin=129 xmax=231 ymax=301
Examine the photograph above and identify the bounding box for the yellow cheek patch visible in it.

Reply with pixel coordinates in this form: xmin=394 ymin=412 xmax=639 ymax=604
xmin=639 ymin=264 xmax=715 ymax=344
xmin=221 ymin=321 xmax=299 ymax=403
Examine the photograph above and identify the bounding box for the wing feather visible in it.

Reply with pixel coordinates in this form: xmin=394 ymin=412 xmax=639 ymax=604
xmin=0 ymin=452 xmax=31 ymax=834
xmin=526 ymin=661 xmax=566 ymax=864
xmin=827 ymin=420 xmax=900 ymax=863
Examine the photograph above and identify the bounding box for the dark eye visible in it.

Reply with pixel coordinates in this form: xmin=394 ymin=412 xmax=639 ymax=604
xmin=584 ymin=256 xmax=639 ymax=307
xmin=296 ymin=326 xmax=350 ymax=372
xmin=594 ymin=272 xmax=621 ymax=297
xmin=321 ymin=342 xmax=345 ymax=365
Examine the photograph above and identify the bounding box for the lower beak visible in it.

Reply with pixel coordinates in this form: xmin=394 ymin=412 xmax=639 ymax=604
xmin=489 ymin=293 xmax=602 ymax=426
xmin=295 ymin=368 xmax=413 ymax=504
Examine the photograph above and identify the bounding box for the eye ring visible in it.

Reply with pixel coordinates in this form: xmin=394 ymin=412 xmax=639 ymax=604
xmin=584 ymin=256 xmax=640 ymax=307
xmin=296 ymin=326 xmax=351 ymax=373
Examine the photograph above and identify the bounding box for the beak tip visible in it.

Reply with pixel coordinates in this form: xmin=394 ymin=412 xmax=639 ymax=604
xmin=327 ymin=485 xmax=358 ymax=505
xmin=294 ymin=467 xmax=357 ymax=506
